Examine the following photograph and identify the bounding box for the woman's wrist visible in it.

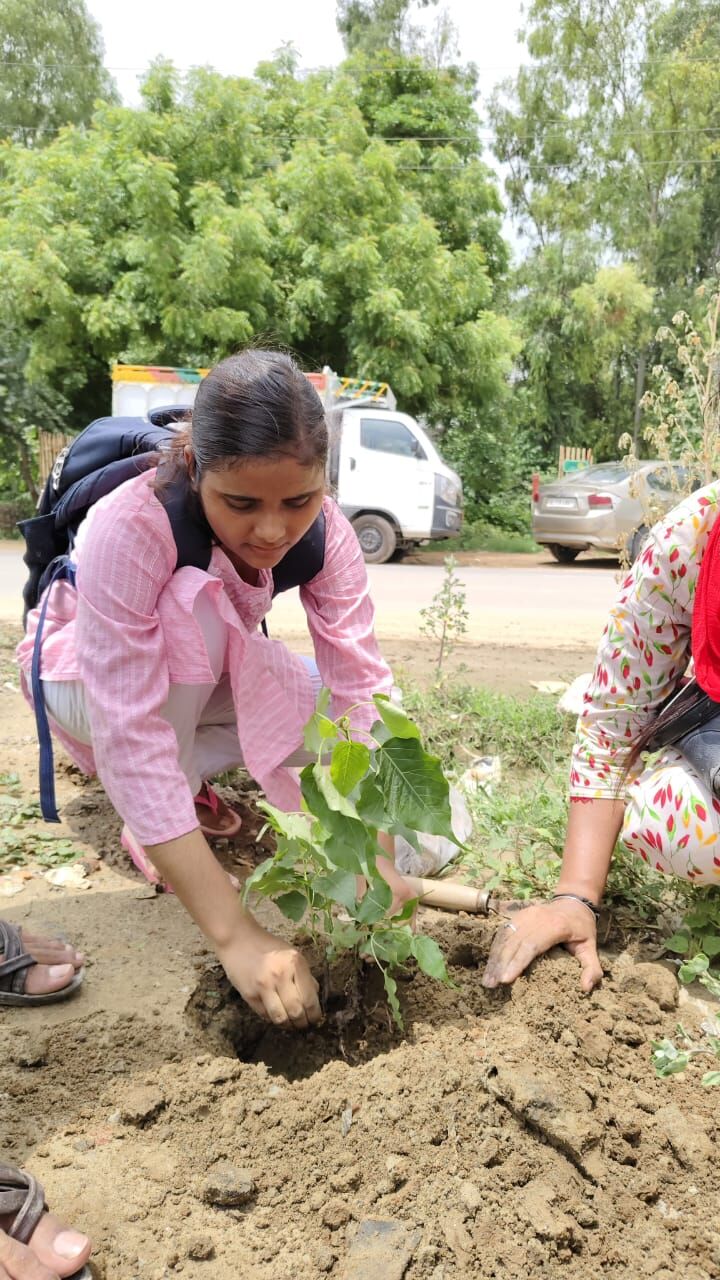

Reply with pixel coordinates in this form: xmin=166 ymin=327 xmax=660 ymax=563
xmin=550 ymin=891 xmax=600 ymax=921
xmin=209 ymin=904 xmax=262 ymax=954
xmin=555 ymin=876 xmax=605 ymax=905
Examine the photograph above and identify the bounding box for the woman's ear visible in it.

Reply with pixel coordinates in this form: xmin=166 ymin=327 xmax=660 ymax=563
xmin=183 ymin=444 xmax=198 ymax=487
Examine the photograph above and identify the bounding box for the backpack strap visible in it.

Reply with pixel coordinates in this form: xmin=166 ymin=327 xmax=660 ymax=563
xmin=271 ymin=508 xmax=326 ymax=597
xmin=260 ymin=508 xmax=327 ymax=637
xmin=157 ymin=471 xmax=213 ymax=571
xmin=31 ymin=557 xmax=77 ymax=822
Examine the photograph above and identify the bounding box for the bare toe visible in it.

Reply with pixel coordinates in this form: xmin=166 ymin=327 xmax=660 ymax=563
xmin=28 ymin=1209 xmax=92 ymax=1277
xmin=23 ymin=963 xmax=77 ymax=997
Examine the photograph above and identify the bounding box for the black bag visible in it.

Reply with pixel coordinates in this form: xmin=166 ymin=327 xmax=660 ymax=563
xmin=19 ymin=406 xmax=326 ymax=820
xmin=645 ymin=679 xmax=720 ymax=796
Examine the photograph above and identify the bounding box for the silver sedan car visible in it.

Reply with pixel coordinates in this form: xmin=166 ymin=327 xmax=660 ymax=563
xmin=532 ymin=461 xmax=696 ymax=563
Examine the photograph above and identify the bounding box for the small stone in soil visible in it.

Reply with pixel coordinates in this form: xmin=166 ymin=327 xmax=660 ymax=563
xmin=612 ymin=1020 xmax=644 ymax=1046
xmin=201 ymin=1161 xmax=256 ymax=1207
xmin=577 ymin=1024 xmax=611 ymax=1067
xmin=13 ymin=1034 xmax=49 ymax=1069
xmin=330 ymin=1165 xmax=363 ymax=1192
xmin=617 ymin=963 xmax=678 ymax=1010
xmin=341 ymin=1218 xmax=422 ymax=1280
xmin=313 ymin=1245 xmax=336 ymax=1273
xmin=655 ymin=1105 xmax=714 ymax=1169
xmin=459 ymin=1180 xmax=482 ymax=1213
xmin=119 ymin=1085 xmax=166 ymax=1127
xmin=321 ymin=1198 xmax=351 ymax=1230
xmin=476 ymin=1135 xmax=501 ymax=1167
xmin=441 ymin=1211 xmax=474 ymax=1259
xmin=186 ymin=1235 xmax=215 ymax=1260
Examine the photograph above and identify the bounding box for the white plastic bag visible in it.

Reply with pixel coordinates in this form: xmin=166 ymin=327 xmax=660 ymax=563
xmin=394 ymin=786 xmax=473 ymax=877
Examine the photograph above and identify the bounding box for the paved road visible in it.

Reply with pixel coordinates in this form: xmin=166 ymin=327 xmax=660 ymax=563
xmin=0 ymin=544 xmax=621 ymax=646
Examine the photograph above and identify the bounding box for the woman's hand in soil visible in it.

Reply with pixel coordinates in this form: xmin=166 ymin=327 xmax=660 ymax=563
xmin=481 ymin=899 xmax=603 ymax=993
xmin=218 ymin=920 xmax=322 ymax=1030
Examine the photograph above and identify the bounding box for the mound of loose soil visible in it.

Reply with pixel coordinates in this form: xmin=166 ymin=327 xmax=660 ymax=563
xmin=4 ymin=901 xmax=719 ymax=1280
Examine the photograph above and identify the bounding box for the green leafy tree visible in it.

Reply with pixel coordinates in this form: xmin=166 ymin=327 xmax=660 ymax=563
xmin=0 ymin=334 xmax=69 ymax=501
xmin=0 ymin=0 xmax=117 ymax=145
xmin=491 ymin=0 xmax=720 ymax=463
xmin=337 ymin=0 xmax=437 ymax=57
xmin=0 ymin=52 xmax=515 ymax=505
xmin=637 ymin=277 xmax=720 ymax=482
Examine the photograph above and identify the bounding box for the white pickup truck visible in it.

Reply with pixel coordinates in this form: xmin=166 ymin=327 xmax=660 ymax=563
xmin=111 ymin=363 xmax=463 ymax=563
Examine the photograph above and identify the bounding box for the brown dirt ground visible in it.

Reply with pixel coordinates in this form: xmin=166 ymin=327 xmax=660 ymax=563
xmin=2 ymin=623 xmax=719 ymax=1280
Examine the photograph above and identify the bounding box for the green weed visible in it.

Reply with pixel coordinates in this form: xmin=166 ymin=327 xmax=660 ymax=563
xmin=416 ymin=522 xmax=540 ymax=555
xmin=0 ymin=625 xmax=20 ymax=685
xmin=652 ymin=1020 xmax=720 ymax=1087
xmin=0 ymin=774 xmax=84 ymax=869
xmin=418 ymin=557 xmax=469 ymax=682
xmin=404 ymin=684 xmax=574 ymax=774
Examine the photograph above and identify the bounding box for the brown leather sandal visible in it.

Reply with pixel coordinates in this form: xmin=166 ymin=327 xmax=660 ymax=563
xmin=0 ymin=1164 xmax=91 ymax=1277
xmin=0 ymin=920 xmax=84 ymax=1007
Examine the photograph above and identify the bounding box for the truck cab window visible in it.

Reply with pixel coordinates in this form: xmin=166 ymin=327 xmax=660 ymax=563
xmin=360 ymin=418 xmax=425 ymax=460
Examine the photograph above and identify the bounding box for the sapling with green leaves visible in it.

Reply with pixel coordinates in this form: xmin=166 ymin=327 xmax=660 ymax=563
xmin=419 ymin=555 xmax=469 ymax=681
xmin=244 ymin=691 xmax=456 ymax=1027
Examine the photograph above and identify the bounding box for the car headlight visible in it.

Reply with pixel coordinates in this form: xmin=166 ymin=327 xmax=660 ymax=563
xmin=435 ymin=473 xmax=462 ymax=506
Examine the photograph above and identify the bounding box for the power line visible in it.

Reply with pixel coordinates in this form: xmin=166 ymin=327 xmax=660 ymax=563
xmin=3 ymin=120 xmax=720 ymax=146
xmin=0 ymin=54 xmax=719 ymax=74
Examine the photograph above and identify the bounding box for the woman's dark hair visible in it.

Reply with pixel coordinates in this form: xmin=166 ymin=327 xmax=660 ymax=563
xmin=158 ymin=350 xmax=328 ymax=484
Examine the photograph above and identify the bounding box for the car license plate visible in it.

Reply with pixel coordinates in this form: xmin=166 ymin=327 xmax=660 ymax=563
xmin=544 ymin=497 xmax=577 ymax=510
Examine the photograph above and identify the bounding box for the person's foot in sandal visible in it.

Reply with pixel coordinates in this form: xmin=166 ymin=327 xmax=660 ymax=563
xmin=194 ymin=782 xmax=242 ymax=839
xmin=0 ymin=1164 xmax=92 ymax=1278
xmin=0 ymin=921 xmax=84 ymax=1007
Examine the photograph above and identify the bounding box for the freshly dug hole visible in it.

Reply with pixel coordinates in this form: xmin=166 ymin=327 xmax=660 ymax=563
xmin=185 ymin=920 xmax=495 ymax=1079
xmin=186 ymin=956 xmax=408 ymax=1078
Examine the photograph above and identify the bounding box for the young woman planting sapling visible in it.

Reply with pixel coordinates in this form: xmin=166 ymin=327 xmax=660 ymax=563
xmin=17 ymin=351 xmax=409 ymax=1030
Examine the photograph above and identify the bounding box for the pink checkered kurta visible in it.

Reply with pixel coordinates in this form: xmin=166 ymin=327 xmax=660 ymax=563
xmin=571 ymin=482 xmax=720 ymax=883
xmin=16 ymin=471 xmax=392 ymax=846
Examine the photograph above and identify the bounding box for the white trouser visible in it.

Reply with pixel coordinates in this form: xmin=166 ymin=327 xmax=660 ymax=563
xmin=42 ymin=592 xmax=322 ymax=796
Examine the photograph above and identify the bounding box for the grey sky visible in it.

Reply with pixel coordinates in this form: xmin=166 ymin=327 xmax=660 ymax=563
xmin=84 ymin=0 xmax=528 ymax=117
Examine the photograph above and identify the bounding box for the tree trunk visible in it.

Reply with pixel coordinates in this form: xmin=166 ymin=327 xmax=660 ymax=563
xmin=633 ymin=349 xmax=647 ymax=452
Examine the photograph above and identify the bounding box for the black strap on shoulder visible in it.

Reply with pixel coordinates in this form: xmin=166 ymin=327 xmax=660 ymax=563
xmin=157 ymin=470 xmax=213 ymax=572
xmin=271 ymin=509 xmax=326 ymax=597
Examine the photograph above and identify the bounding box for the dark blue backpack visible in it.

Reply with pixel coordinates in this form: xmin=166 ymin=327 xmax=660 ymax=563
xmin=19 ymin=406 xmax=326 ymax=822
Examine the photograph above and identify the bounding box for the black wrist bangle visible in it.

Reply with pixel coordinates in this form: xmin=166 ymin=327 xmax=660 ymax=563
xmin=550 ymin=893 xmax=600 ymax=922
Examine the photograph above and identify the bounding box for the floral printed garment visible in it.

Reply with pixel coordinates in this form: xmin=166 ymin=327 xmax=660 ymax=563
xmin=571 ymin=482 xmax=720 ymax=882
